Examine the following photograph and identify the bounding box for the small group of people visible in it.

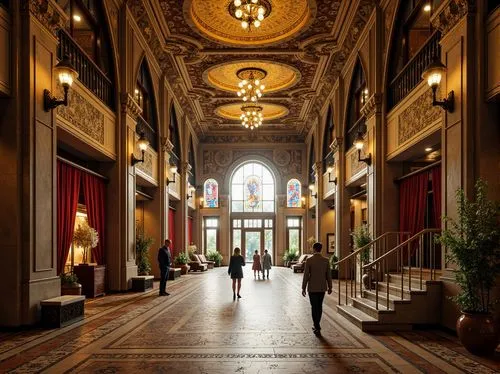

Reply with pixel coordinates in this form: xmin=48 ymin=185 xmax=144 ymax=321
xmin=252 ymin=249 xmax=272 ymax=279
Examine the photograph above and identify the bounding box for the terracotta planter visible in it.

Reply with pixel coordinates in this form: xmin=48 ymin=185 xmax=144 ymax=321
xmin=180 ymin=264 xmax=190 ymax=275
xmin=456 ymin=312 xmax=499 ymax=356
xmin=61 ymin=283 xmax=82 ymax=295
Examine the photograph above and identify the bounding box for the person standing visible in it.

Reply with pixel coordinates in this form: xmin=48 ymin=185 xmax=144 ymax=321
xmin=252 ymin=250 xmax=262 ymax=279
xmin=158 ymin=239 xmax=173 ymax=296
xmin=228 ymin=247 xmax=245 ymax=300
xmin=301 ymin=242 xmax=332 ymax=335
xmin=261 ymin=249 xmax=272 ymax=279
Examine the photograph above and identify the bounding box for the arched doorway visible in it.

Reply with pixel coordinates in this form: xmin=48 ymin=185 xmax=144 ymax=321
xmin=230 ymin=162 xmax=275 ymax=262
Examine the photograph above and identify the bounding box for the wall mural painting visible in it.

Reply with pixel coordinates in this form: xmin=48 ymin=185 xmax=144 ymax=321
xmin=245 ymin=175 xmax=261 ymax=210
xmin=204 ymin=179 xmax=219 ymax=208
xmin=287 ymin=179 xmax=301 ymax=208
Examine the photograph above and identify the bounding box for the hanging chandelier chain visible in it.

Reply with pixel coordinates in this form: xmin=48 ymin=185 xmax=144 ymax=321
xmin=232 ymin=0 xmax=268 ymax=30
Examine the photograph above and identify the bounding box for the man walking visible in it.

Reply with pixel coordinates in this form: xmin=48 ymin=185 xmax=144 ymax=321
xmin=158 ymin=239 xmax=172 ymax=296
xmin=261 ymin=249 xmax=272 ymax=279
xmin=302 ymin=242 xmax=332 ymax=335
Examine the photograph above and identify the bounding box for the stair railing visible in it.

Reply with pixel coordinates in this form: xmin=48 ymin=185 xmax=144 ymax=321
xmin=362 ymin=229 xmax=441 ymax=310
xmin=334 ymin=232 xmax=409 ymax=307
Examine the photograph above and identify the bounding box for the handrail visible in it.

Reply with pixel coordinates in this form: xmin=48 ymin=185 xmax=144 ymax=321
xmin=362 ymin=229 xmax=441 ymax=270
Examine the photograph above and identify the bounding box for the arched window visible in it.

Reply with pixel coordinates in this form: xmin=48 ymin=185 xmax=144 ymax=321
xmin=188 ymin=137 xmax=195 ymax=186
xmin=322 ymin=105 xmax=334 ymax=171
xmin=169 ymin=105 xmax=181 ymax=168
xmin=231 ymin=162 xmax=275 ymax=213
xmin=308 ymin=137 xmax=315 ymax=185
xmin=203 ymin=179 xmax=219 ymax=208
xmin=345 ymin=60 xmax=367 ymax=150
xmin=286 ymin=179 xmax=301 ymax=208
xmin=135 ymin=60 xmax=158 ymax=151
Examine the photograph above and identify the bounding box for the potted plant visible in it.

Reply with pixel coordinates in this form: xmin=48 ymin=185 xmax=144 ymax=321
xmin=438 ymin=179 xmax=500 ymax=356
xmin=136 ymin=228 xmax=153 ymax=276
xmin=306 ymin=236 xmax=316 ymax=251
xmin=60 ymin=272 xmax=82 ymax=295
xmin=73 ymin=221 xmax=99 ymax=264
xmin=351 ymin=224 xmax=372 ymax=289
xmin=174 ymin=252 xmax=190 ymax=275
xmin=282 ymin=249 xmax=298 ymax=267
xmin=207 ymin=250 xmax=223 ymax=267
xmin=329 ymin=254 xmax=339 ymax=279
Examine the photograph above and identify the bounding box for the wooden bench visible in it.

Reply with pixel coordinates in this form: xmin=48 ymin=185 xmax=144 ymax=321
xmin=131 ymin=275 xmax=154 ymax=292
xmin=41 ymin=295 xmax=85 ymax=328
xmin=168 ymin=268 xmax=181 ymax=280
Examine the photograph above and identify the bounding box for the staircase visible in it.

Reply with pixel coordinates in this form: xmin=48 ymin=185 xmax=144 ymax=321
xmin=334 ymin=230 xmax=442 ymax=332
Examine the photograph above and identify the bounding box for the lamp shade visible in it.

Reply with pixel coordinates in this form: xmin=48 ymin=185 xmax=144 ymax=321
xmin=54 ymin=56 xmax=78 ymax=87
xmin=308 ymin=184 xmax=315 ymax=191
xmin=170 ymin=165 xmax=178 ymax=174
xmin=136 ymin=134 xmax=149 ymax=151
xmin=422 ymin=60 xmax=447 ymax=88
xmin=354 ymin=132 xmax=365 ymax=150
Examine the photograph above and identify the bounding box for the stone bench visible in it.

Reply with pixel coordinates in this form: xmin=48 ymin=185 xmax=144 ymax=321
xmin=168 ymin=268 xmax=181 ymax=280
xmin=132 ymin=275 xmax=154 ymax=292
xmin=41 ymin=295 xmax=85 ymax=328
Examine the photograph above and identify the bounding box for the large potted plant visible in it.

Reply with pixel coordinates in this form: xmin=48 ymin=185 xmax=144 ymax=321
xmin=174 ymin=252 xmax=190 ymax=275
xmin=329 ymin=254 xmax=339 ymax=279
xmin=438 ymin=179 xmax=500 ymax=356
xmin=206 ymin=250 xmax=223 ymax=267
xmin=351 ymin=224 xmax=372 ymax=289
xmin=282 ymin=249 xmax=298 ymax=267
xmin=60 ymin=272 xmax=81 ymax=295
xmin=73 ymin=221 xmax=99 ymax=264
xmin=136 ymin=228 xmax=153 ymax=276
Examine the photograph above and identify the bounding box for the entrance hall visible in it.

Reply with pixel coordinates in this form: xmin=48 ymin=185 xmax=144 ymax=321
xmin=1 ymin=269 xmax=498 ymax=373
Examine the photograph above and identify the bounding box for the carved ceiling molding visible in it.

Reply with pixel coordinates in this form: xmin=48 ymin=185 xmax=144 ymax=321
xmin=120 ymin=93 xmax=143 ymax=119
xmin=431 ymin=0 xmax=475 ymax=36
xmin=360 ymin=93 xmax=382 ymax=119
xmin=22 ymin=0 xmax=68 ymax=37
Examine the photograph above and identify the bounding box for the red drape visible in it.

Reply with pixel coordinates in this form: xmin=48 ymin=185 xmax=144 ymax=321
xmin=168 ymin=208 xmax=176 ymax=258
xmin=399 ymin=172 xmax=429 ymax=241
xmin=431 ymin=165 xmax=442 ymax=229
xmin=187 ymin=217 xmax=193 ymax=246
xmin=82 ymin=173 xmax=106 ymax=265
xmin=57 ymin=161 xmax=82 ymax=275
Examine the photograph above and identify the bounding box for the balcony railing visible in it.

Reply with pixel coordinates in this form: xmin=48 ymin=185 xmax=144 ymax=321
xmin=57 ymin=29 xmax=114 ymax=110
xmin=388 ymin=31 xmax=441 ymax=109
xmin=136 ymin=116 xmax=157 ymax=151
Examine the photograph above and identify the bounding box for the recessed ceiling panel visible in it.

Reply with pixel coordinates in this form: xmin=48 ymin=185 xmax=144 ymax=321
xmin=216 ymin=102 xmax=289 ymax=121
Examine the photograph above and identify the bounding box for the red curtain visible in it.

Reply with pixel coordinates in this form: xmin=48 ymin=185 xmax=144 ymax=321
xmin=431 ymin=165 xmax=442 ymax=229
xmin=399 ymin=172 xmax=429 ymax=241
xmin=187 ymin=217 xmax=193 ymax=246
xmin=168 ymin=208 xmax=176 ymax=258
xmin=82 ymin=173 xmax=106 ymax=265
xmin=57 ymin=161 xmax=82 ymax=275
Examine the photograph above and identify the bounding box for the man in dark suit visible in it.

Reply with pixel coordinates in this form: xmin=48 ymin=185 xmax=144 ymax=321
xmin=302 ymin=242 xmax=332 ymax=335
xmin=158 ymin=239 xmax=172 ymax=296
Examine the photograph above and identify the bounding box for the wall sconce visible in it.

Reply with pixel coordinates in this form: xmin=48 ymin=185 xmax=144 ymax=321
xmin=199 ymin=197 xmax=204 ymax=208
xmin=187 ymin=186 xmax=195 ymax=200
xmin=422 ymin=60 xmax=454 ymax=113
xmin=309 ymin=184 xmax=317 ymax=199
xmin=301 ymin=196 xmax=306 ymax=208
xmin=166 ymin=164 xmax=177 ymax=185
xmin=131 ymin=132 xmax=149 ymax=166
xmin=326 ymin=165 xmax=337 ymax=184
xmin=354 ymin=132 xmax=372 ymax=166
xmin=44 ymin=55 xmax=78 ymax=112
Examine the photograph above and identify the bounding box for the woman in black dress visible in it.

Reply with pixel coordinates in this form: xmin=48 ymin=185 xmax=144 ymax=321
xmin=228 ymin=247 xmax=245 ymax=300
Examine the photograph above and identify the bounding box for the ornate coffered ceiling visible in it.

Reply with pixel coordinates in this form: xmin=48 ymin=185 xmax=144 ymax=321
xmin=130 ymin=0 xmax=377 ymax=141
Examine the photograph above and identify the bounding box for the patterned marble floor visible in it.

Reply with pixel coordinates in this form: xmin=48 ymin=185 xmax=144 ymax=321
xmin=0 ymin=267 xmax=498 ymax=373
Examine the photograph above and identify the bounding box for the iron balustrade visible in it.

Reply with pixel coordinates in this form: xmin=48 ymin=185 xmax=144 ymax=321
xmin=57 ymin=29 xmax=114 ymax=109
xmin=388 ymin=32 xmax=441 ymax=109
xmin=136 ymin=116 xmax=157 ymax=151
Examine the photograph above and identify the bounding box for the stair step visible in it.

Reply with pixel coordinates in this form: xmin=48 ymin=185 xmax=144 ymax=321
xmin=352 ymin=297 xmax=395 ymax=319
xmin=387 ymin=274 xmax=440 ymax=289
xmin=363 ymin=289 xmax=411 ymax=308
xmin=376 ymin=282 xmax=427 ymax=298
xmin=337 ymin=305 xmax=412 ymax=332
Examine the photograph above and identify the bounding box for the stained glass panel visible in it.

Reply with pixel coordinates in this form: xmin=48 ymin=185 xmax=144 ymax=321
xmin=286 ymin=179 xmax=301 ymax=208
xmin=203 ymin=179 xmax=219 ymax=208
xmin=231 ymin=162 xmax=275 ymax=213
xmin=244 ymin=175 xmax=261 ymax=210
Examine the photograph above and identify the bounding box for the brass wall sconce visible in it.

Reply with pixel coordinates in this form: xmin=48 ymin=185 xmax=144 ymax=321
xmin=354 ymin=132 xmax=372 ymax=166
xmin=187 ymin=186 xmax=195 ymax=200
xmin=422 ymin=60 xmax=454 ymax=113
xmin=199 ymin=197 xmax=204 ymax=208
xmin=166 ymin=165 xmax=178 ymax=185
xmin=326 ymin=165 xmax=337 ymax=184
xmin=131 ymin=132 xmax=149 ymax=166
xmin=308 ymin=184 xmax=317 ymax=199
xmin=44 ymin=55 xmax=78 ymax=112
xmin=301 ymin=196 xmax=306 ymax=208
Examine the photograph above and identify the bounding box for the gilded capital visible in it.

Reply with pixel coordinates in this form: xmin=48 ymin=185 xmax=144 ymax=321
xmin=120 ymin=93 xmax=143 ymax=119
xmin=312 ymin=161 xmax=322 ymax=175
xmin=360 ymin=94 xmax=382 ymax=119
xmin=22 ymin=0 xmax=68 ymax=38
xmin=430 ymin=0 xmax=475 ymax=36
xmin=161 ymin=137 xmax=174 ymax=154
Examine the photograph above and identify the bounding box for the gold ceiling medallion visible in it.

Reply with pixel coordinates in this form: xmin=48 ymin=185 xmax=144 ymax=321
xmin=240 ymin=104 xmax=263 ymax=130
xmin=236 ymin=67 xmax=266 ymax=102
xmin=229 ymin=0 xmax=271 ymax=30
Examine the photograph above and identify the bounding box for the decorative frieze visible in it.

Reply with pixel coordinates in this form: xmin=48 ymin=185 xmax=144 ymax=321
xmin=202 ymin=134 xmax=305 ymax=144
xmin=398 ymin=88 xmax=441 ymax=145
xmin=57 ymin=84 xmax=105 ymax=144
xmin=330 ymin=137 xmax=343 ymax=154
xmin=360 ymin=94 xmax=382 ymax=119
xmin=431 ymin=0 xmax=475 ymax=36
xmin=22 ymin=0 xmax=68 ymax=37
xmin=120 ymin=93 xmax=142 ymax=119
xmin=350 ymin=150 xmax=365 ymax=177
xmin=135 ymin=151 xmax=153 ymax=177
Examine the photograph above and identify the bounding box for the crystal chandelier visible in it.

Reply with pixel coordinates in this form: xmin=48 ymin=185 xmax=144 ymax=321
xmin=232 ymin=0 xmax=268 ymax=30
xmin=236 ymin=68 xmax=266 ymax=102
xmin=240 ymin=104 xmax=263 ymax=130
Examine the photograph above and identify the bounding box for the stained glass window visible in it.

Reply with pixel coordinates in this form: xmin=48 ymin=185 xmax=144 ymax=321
xmin=203 ymin=179 xmax=219 ymax=208
xmin=286 ymin=179 xmax=301 ymax=208
xmin=231 ymin=162 xmax=274 ymax=213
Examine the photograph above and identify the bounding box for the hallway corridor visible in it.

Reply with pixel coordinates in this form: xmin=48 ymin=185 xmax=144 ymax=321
xmin=0 ymin=267 xmax=498 ymax=373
